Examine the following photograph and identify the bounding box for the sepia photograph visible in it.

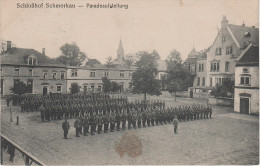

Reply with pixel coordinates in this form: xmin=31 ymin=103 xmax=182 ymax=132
xmin=0 ymin=0 xmax=259 ymax=165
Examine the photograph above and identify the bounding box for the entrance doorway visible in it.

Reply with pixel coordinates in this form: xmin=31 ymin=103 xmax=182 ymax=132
xmin=43 ymin=86 xmax=48 ymax=95
xmin=240 ymin=98 xmax=249 ymax=114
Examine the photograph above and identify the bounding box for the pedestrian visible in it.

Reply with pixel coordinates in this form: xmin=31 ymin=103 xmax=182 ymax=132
xmin=173 ymin=115 xmax=179 ymax=134
xmin=62 ymin=118 xmax=70 ymax=139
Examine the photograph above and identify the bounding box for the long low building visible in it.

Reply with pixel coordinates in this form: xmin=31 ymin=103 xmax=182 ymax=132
xmin=0 ymin=41 xmax=137 ymax=95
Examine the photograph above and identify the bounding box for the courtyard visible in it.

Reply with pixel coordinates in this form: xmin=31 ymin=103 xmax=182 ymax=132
xmin=1 ymin=94 xmax=259 ymax=165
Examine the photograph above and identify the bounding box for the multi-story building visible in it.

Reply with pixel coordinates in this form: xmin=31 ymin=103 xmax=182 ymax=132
xmin=184 ymin=47 xmax=200 ymax=75
xmin=66 ymin=65 xmax=136 ymax=93
xmin=206 ymin=16 xmax=259 ymax=88
xmin=0 ymin=41 xmax=67 ymax=95
xmin=234 ymin=44 xmax=259 ymax=115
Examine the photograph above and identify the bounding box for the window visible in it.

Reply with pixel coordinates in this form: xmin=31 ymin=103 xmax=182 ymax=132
xmin=225 ymin=62 xmax=229 ymax=72
xmin=84 ymin=85 xmax=87 ymax=93
xmin=43 ymin=72 xmax=48 ymax=79
xmin=71 ymin=70 xmax=78 ymax=77
xmin=52 ymin=73 xmax=57 ymax=79
xmin=27 ymin=80 xmax=33 ymax=93
xmin=120 ymin=72 xmax=124 ymax=77
xmin=240 ymin=76 xmax=250 ymax=85
xmin=243 ymin=68 xmax=248 ymax=73
xmin=91 ymin=85 xmax=95 ymax=92
xmin=210 ymin=78 xmax=212 ymax=87
xmin=215 ymin=48 xmax=222 ymax=55
xmin=57 ymin=85 xmax=62 ymax=92
xmin=28 ymin=57 xmax=37 ymax=65
xmin=210 ymin=62 xmax=219 ymax=72
xmin=202 ymin=77 xmax=205 ymax=86
xmin=222 ymin=36 xmax=226 ymax=42
xmin=197 ymin=77 xmax=200 ymax=86
xmin=61 ymin=72 xmax=65 ymax=79
xmin=104 ymin=71 xmax=109 ymax=77
xmin=129 ymin=73 xmax=132 ymax=76
xmin=90 ymin=71 xmax=95 ymax=77
xmin=226 ymin=46 xmax=233 ymax=54
xmin=14 ymin=68 xmax=19 ymax=76
xmin=216 ymin=78 xmax=222 ymax=85
xmin=198 ymin=64 xmax=204 ymax=72
xmin=98 ymin=85 xmax=102 ymax=92
xmin=13 ymin=79 xmax=20 ymax=85
xmin=28 ymin=69 xmax=33 ymax=76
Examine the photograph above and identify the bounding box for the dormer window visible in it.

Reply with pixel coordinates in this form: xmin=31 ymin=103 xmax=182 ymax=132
xmin=222 ymin=36 xmax=226 ymax=42
xmin=28 ymin=55 xmax=37 ymax=65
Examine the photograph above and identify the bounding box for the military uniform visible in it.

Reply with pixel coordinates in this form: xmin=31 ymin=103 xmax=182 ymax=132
xmin=97 ymin=114 xmax=103 ymax=134
xmin=83 ymin=115 xmax=89 ymax=136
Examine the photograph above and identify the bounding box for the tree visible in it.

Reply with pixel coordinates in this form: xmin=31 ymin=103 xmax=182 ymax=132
xmin=106 ymin=56 xmax=114 ymax=68
xmin=85 ymin=59 xmax=101 ymax=67
xmin=125 ymin=53 xmax=137 ymax=66
xmin=165 ymin=60 xmax=195 ymax=98
xmin=167 ymin=49 xmax=182 ymax=64
xmin=56 ymin=43 xmax=87 ymax=66
xmin=70 ymin=83 xmax=81 ymax=94
xmin=210 ymin=75 xmax=234 ymax=98
xmin=10 ymin=80 xmax=29 ymax=95
xmin=102 ymin=77 xmax=111 ymax=93
xmin=151 ymin=50 xmax=160 ymax=59
xmin=110 ymin=82 xmax=120 ymax=94
xmin=131 ymin=52 xmax=161 ymax=100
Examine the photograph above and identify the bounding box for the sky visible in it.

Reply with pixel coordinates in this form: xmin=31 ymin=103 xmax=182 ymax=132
xmin=0 ymin=0 xmax=259 ymax=63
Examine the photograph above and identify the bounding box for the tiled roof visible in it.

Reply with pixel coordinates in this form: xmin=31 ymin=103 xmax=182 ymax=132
xmin=236 ymin=45 xmax=259 ymax=66
xmin=228 ymin=24 xmax=259 ymax=48
xmin=1 ymin=47 xmax=65 ymax=67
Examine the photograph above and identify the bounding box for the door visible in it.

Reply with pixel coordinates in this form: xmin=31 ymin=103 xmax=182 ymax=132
xmin=43 ymin=86 xmax=48 ymax=96
xmin=240 ymin=98 xmax=249 ymax=114
xmin=190 ymin=90 xmax=193 ymax=98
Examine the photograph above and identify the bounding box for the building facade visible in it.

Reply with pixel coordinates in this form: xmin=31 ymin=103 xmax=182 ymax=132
xmin=1 ymin=41 xmax=67 ymax=95
xmin=234 ymin=44 xmax=259 ymax=115
xmin=206 ymin=16 xmax=259 ymax=88
xmin=66 ymin=65 xmax=136 ymax=93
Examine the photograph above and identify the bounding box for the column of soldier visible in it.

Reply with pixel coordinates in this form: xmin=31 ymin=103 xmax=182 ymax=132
xmin=19 ymin=93 xmax=212 ymax=136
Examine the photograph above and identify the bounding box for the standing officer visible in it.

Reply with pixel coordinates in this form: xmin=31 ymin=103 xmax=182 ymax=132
xmin=97 ymin=113 xmax=103 ymax=134
xmin=62 ymin=118 xmax=70 ymax=139
xmin=173 ymin=115 xmax=179 ymax=134
xmin=79 ymin=115 xmax=84 ymax=134
xmin=91 ymin=112 xmax=97 ymax=135
xmin=127 ymin=111 xmax=132 ymax=130
xmin=137 ymin=112 xmax=142 ymax=128
xmin=83 ymin=114 xmax=89 ymax=136
xmin=103 ymin=113 xmax=110 ymax=133
xmin=110 ymin=112 xmax=115 ymax=132
xmin=115 ymin=111 xmax=121 ymax=131
xmin=39 ymin=104 xmax=45 ymax=122
xmin=74 ymin=118 xmax=80 ymax=137
xmin=121 ymin=111 xmax=127 ymax=130
xmin=142 ymin=110 xmax=147 ymax=127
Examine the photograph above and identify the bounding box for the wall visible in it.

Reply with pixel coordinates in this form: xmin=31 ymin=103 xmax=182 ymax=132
xmin=208 ymin=96 xmax=234 ymax=107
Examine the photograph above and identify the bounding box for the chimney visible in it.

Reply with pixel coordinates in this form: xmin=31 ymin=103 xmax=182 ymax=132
xmin=7 ymin=41 xmax=12 ymax=51
xmin=242 ymin=21 xmax=245 ymax=26
xmin=221 ymin=15 xmax=228 ymax=29
xmin=42 ymin=48 xmax=45 ymax=55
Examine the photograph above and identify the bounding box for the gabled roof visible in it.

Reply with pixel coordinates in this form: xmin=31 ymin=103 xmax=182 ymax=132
xmin=1 ymin=47 xmax=65 ymax=67
xmin=236 ymin=44 xmax=259 ymax=67
xmin=228 ymin=24 xmax=259 ymax=49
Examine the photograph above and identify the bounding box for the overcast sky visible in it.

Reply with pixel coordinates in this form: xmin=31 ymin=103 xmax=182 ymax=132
xmin=1 ymin=0 xmax=259 ymax=63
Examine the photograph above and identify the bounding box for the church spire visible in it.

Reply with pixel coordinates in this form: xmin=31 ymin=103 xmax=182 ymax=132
xmin=117 ymin=38 xmax=124 ymax=61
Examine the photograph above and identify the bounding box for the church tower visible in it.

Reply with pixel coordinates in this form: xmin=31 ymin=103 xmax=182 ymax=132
xmin=117 ymin=39 xmax=125 ymax=61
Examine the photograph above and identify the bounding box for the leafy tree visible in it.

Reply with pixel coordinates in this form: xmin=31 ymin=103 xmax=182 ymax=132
xmin=151 ymin=50 xmax=160 ymax=59
xmin=125 ymin=53 xmax=137 ymax=66
xmin=102 ymin=77 xmax=111 ymax=93
xmin=210 ymin=75 xmax=234 ymax=98
xmin=10 ymin=80 xmax=28 ymax=95
xmin=165 ymin=60 xmax=195 ymax=96
xmin=56 ymin=43 xmax=87 ymax=66
xmin=85 ymin=59 xmax=101 ymax=67
xmin=110 ymin=82 xmax=120 ymax=94
xmin=167 ymin=49 xmax=182 ymax=64
xmin=70 ymin=83 xmax=81 ymax=94
xmin=106 ymin=56 xmax=115 ymax=68
xmin=131 ymin=52 xmax=161 ymax=100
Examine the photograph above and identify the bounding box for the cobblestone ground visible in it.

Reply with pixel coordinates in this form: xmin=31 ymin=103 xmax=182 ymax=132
xmin=1 ymin=95 xmax=259 ymax=165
